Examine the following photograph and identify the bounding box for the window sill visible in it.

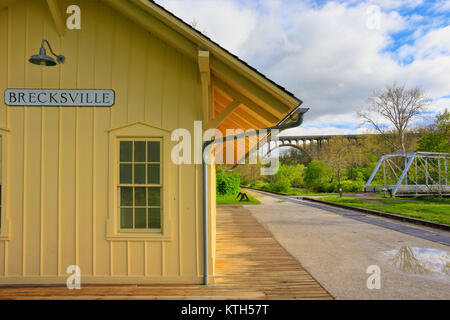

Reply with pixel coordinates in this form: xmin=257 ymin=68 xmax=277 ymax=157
xmin=106 ymin=233 xmax=172 ymax=241
xmin=106 ymin=218 xmax=171 ymax=241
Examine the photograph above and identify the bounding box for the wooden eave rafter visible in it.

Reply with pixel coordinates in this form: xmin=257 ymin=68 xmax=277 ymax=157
xmin=46 ymin=0 xmax=65 ymax=36
xmin=208 ymin=99 xmax=241 ymax=130
xmin=210 ymin=58 xmax=291 ymax=118
xmin=214 ymin=99 xmax=261 ymax=131
xmin=213 ymin=77 xmax=277 ymax=126
xmin=213 ymin=88 xmax=267 ymax=129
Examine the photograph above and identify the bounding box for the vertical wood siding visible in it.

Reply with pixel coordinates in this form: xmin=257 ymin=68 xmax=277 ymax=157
xmin=0 ymin=0 xmax=208 ymax=283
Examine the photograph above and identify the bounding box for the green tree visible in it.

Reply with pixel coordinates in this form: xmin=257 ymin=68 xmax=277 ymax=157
xmin=318 ymin=137 xmax=359 ymax=189
xmin=417 ymin=109 xmax=449 ymax=153
xmin=303 ymin=161 xmax=332 ymax=192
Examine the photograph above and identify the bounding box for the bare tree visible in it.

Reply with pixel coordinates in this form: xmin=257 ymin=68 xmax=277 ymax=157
xmin=358 ymin=84 xmax=428 ymax=153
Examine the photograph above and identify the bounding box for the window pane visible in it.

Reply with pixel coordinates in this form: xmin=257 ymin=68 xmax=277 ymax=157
xmin=147 ymin=164 xmax=160 ymax=184
xmin=120 ymin=164 xmax=132 ymax=184
xmin=134 ymin=164 xmax=146 ymax=184
xmin=134 ymin=141 xmax=146 ymax=162
xmin=148 ymin=208 xmax=161 ymax=229
xmin=120 ymin=141 xmax=132 ymax=162
xmin=120 ymin=187 xmax=133 ymax=206
xmin=120 ymin=208 xmax=133 ymax=228
xmin=135 ymin=208 xmax=147 ymax=229
xmin=135 ymin=187 xmax=146 ymax=206
xmin=148 ymin=141 xmax=160 ymax=162
xmin=148 ymin=187 xmax=160 ymax=206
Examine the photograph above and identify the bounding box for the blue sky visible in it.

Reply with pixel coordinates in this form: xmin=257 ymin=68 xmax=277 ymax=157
xmin=156 ymin=0 xmax=450 ymax=135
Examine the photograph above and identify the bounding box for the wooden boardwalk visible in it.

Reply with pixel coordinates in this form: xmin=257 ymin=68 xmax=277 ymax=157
xmin=0 ymin=205 xmax=332 ymax=300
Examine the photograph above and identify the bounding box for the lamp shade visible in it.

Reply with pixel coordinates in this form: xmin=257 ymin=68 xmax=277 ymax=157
xmin=29 ymin=47 xmax=57 ymax=66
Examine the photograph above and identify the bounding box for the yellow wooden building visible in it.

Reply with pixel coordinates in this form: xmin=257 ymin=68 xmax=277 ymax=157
xmin=0 ymin=0 xmax=300 ymax=285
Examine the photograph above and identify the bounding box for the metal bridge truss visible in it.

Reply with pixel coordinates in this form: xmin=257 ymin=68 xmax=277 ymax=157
xmin=363 ymin=152 xmax=450 ymax=196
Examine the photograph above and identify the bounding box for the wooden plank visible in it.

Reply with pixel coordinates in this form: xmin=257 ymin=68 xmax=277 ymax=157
xmin=76 ymin=0 xmax=95 ymax=276
xmin=179 ymin=56 xmax=198 ymax=277
xmin=127 ymin=23 xmax=147 ymax=124
xmin=144 ymin=34 xmax=165 ymax=128
xmin=92 ymin=1 xmax=114 ymax=277
xmin=58 ymin=1 xmax=79 ymax=275
xmin=0 ymin=9 xmax=7 ymax=128
xmin=7 ymin=1 xmax=27 ymax=277
xmin=23 ymin=0 xmax=44 ymax=276
xmin=110 ymin=11 xmax=132 ymax=128
xmin=41 ymin=0 xmax=61 ymax=277
xmin=128 ymin=242 xmax=145 ymax=276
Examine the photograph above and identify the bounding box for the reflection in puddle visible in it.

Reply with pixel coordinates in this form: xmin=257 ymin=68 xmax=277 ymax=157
xmin=386 ymin=246 xmax=449 ymax=276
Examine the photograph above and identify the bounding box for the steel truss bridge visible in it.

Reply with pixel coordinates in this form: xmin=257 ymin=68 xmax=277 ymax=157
xmin=363 ymin=152 xmax=450 ymax=197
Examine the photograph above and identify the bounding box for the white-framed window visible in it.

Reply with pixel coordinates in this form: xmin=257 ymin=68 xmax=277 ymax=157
xmin=118 ymin=138 xmax=162 ymax=231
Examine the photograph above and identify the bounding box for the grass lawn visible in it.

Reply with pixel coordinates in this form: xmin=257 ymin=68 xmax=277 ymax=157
xmin=216 ymin=192 xmax=261 ymax=205
xmin=288 ymin=188 xmax=338 ymax=196
xmin=321 ymin=196 xmax=450 ymax=226
xmin=242 ymin=186 xmax=337 ymax=197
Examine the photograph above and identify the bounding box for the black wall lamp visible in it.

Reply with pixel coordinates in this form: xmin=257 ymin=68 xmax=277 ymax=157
xmin=29 ymin=40 xmax=65 ymax=66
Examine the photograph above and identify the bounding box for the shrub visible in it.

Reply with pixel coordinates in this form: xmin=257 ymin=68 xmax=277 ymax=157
xmin=216 ymin=171 xmax=241 ymax=196
xmin=340 ymin=180 xmax=365 ymax=193
xmin=266 ymin=175 xmax=291 ymax=193
xmin=251 ymin=180 xmax=267 ymax=189
xmin=287 ymin=164 xmax=305 ymax=188
xmin=323 ymin=181 xmax=338 ymax=193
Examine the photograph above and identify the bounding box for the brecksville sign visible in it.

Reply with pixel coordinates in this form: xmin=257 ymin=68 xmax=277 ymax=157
xmin=4 ymin=89 xmax=115 ymax=107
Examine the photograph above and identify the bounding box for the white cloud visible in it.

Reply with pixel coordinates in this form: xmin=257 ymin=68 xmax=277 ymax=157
xmin=155 ymin=0 xmax=449 ymax=134
xmin=432 ymin=0 xmax=450 ymax=12
xmin=367 ymin=0 xmax=424 ymax=9
xmin=155 ymin=0 xmax=257 ymax=54
xmin=399 ymin=26 xmax=450 ymax=61
xmin=431 ymin=97 xmax=450 ymax=114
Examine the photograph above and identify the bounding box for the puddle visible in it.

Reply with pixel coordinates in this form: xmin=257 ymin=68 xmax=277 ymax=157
xmin=384 ymin=246 xmax=449 ymax=276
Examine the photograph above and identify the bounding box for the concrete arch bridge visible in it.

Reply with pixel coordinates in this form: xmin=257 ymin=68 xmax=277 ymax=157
xmin=265 ymin=134 xmax=364 ymax=158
